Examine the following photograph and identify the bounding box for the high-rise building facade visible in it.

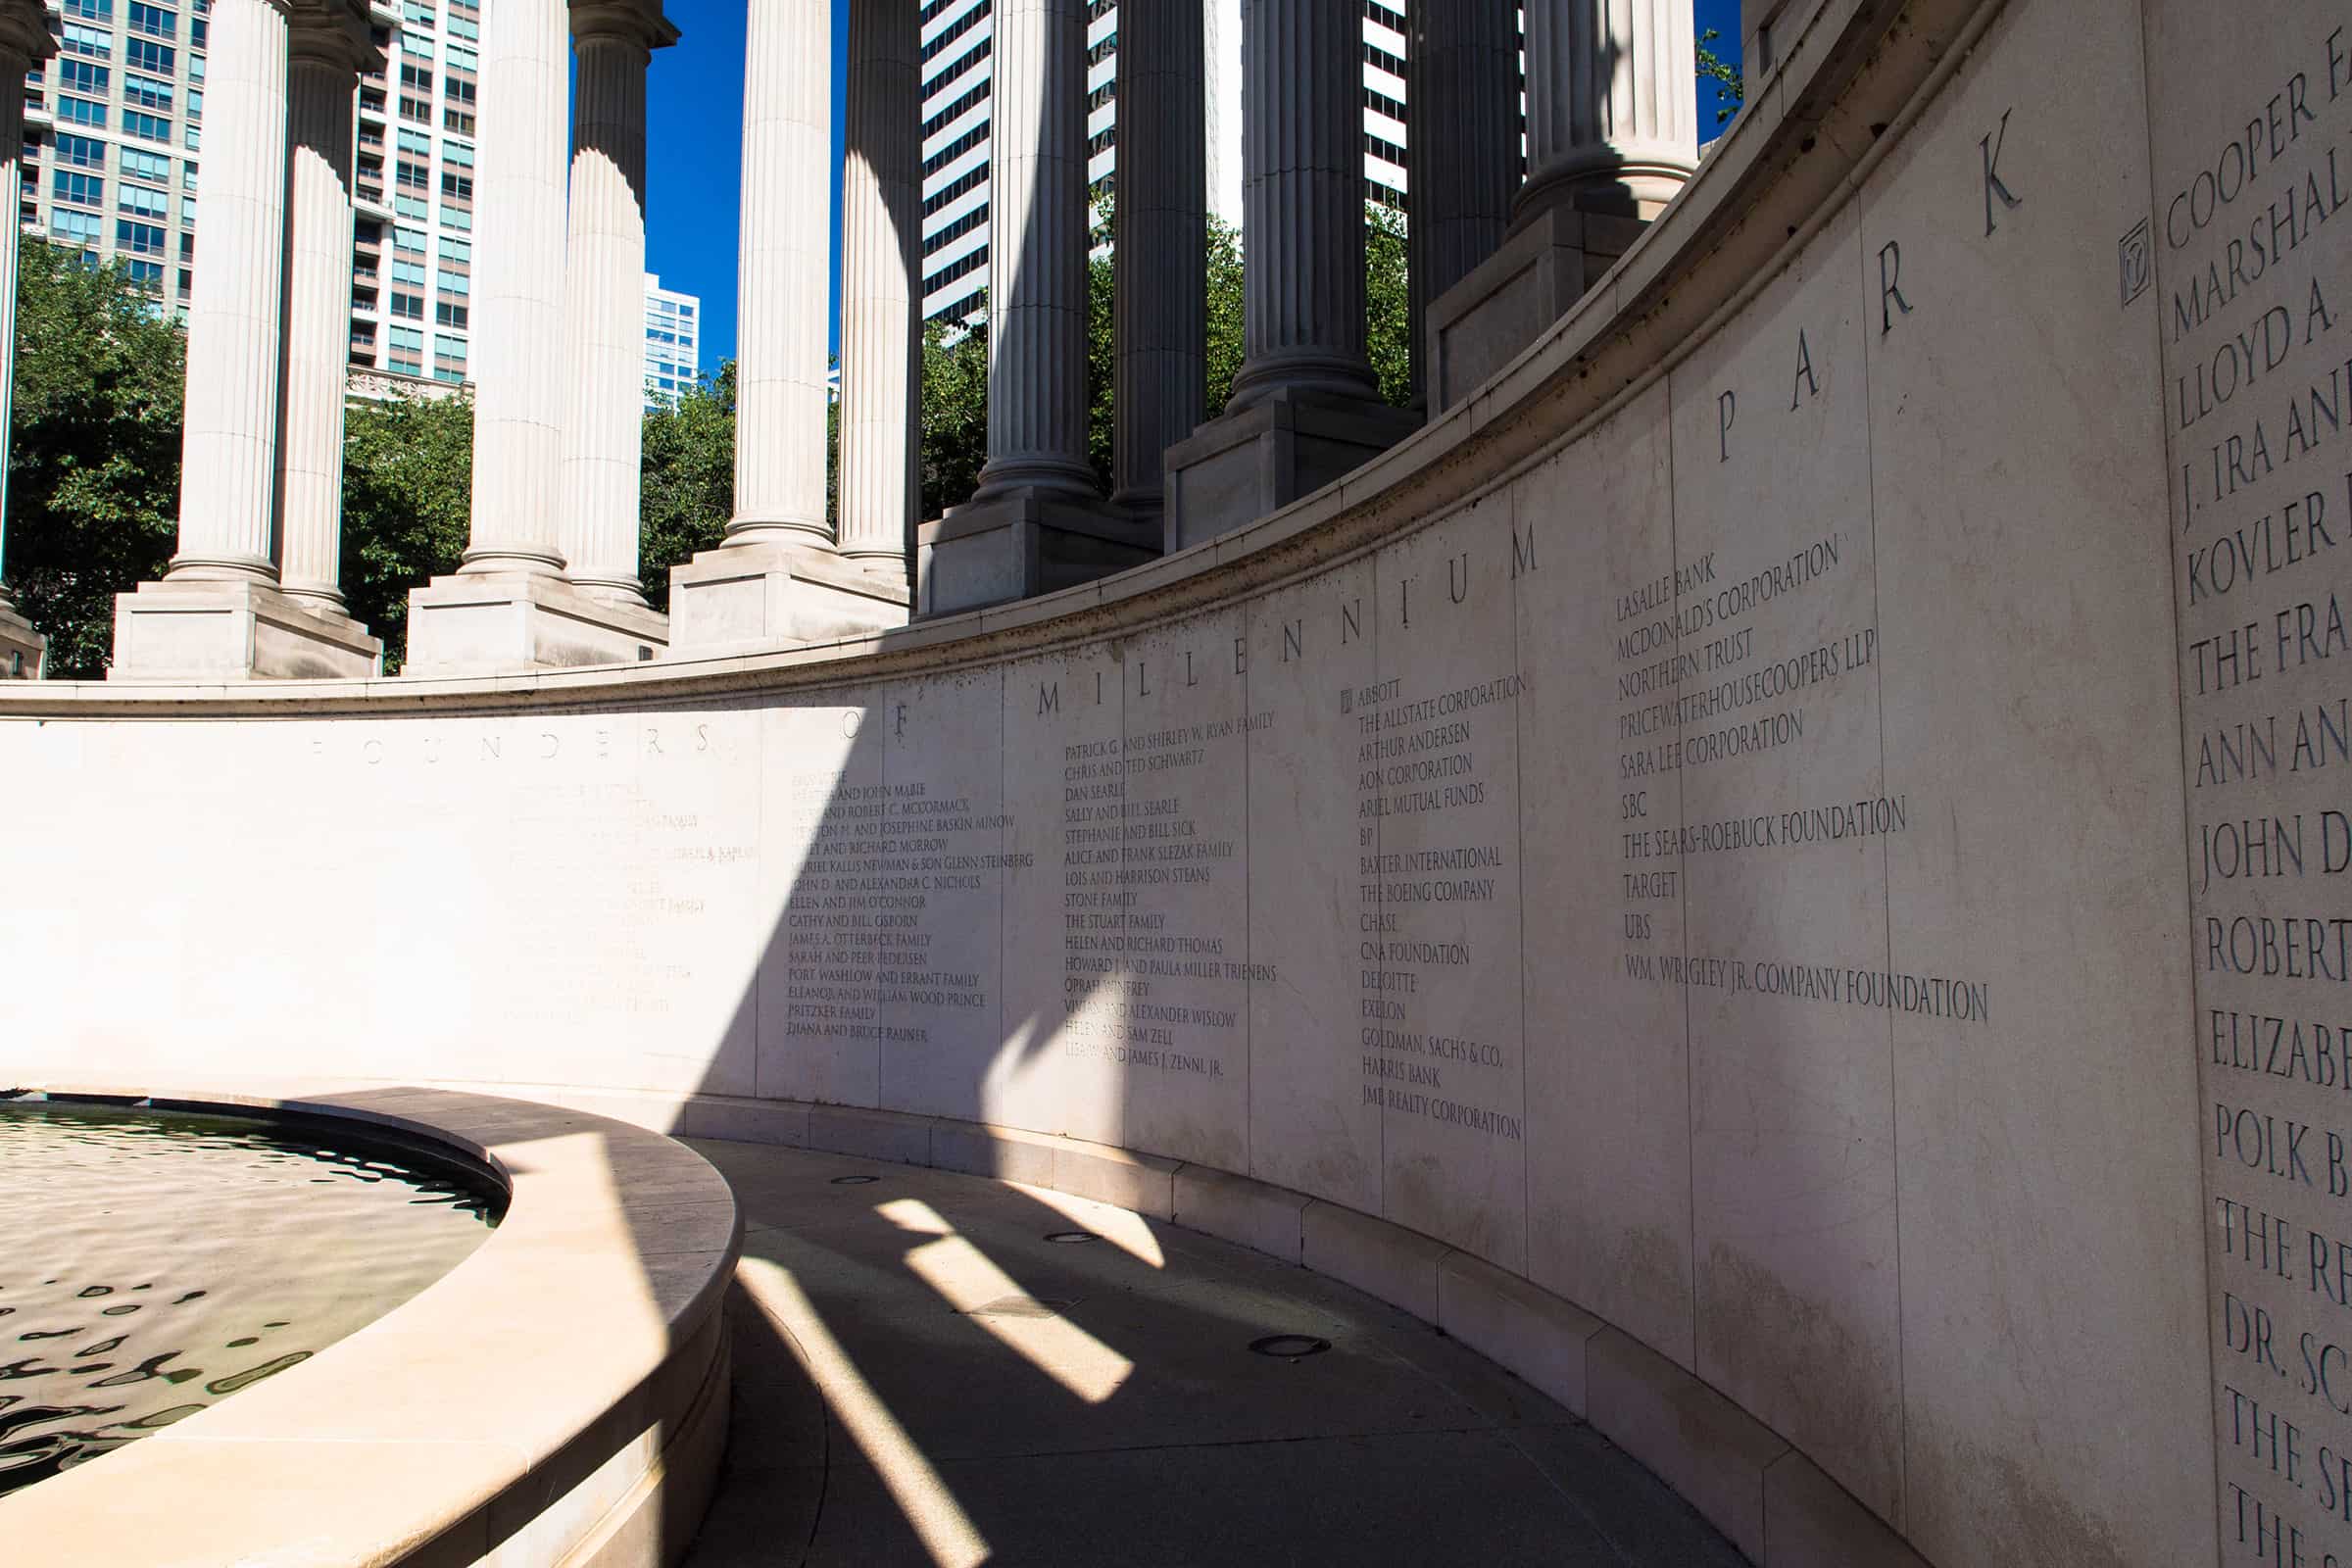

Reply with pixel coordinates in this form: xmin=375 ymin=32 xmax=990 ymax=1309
xmin=15 ymin=0 xmax=483 ymax=388
xmin=18 ymin=0 xmax=210 ymax=304
xmin=642 ymin=270 xmax=699 ymax=407
xmin=915 ymin=0 xmax=1410 ymax=324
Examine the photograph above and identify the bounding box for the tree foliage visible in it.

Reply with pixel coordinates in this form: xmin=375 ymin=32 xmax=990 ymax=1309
xmin=919 ymin=312 xmax=989 ymax=521
xmin=6 ymin=240 xmax=184 ymax=677
xmin=639 ymin=359 xmax=736 ymax=613
xmin=341 ymin=386 xmax=471 ymax=668
xmin=1698 ymin=28 xmax=1743 ymax=124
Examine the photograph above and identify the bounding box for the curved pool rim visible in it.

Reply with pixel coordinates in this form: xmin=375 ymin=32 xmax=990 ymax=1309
xmin=0 ymin=1081 xmax=741 ymax=1568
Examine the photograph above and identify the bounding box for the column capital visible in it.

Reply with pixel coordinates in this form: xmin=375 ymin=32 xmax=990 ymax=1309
xmin=0 ymin=0 xmax=56 ymax=68
xmin=284 ymin=0 xmax=382 ymax=75
xmin=569 ymin=0 xmax=677 ymax=53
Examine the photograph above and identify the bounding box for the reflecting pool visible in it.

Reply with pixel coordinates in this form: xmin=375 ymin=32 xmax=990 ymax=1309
xmin=0 ymin=1099 xmax=502 ymax=1497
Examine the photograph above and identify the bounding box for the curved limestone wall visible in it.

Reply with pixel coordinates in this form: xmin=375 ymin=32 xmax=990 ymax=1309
xmin=6 ymin=0 xmax=2328 ymax=1560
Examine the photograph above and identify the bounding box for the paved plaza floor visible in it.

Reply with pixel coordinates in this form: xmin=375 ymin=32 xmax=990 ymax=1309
xmin=680 ymin=1140 xmax=1744 ymax=1567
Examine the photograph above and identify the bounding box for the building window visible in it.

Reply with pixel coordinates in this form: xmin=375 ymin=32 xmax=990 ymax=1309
xmin=120 ymin=147 xmax=170 ymax=183
xmin=399 ymin=25 xmax=432 ymax=56
xmin=125 ymin=39 xmax=173 ymax=74
xmin=445 ymin=43 xmax=476 ymax=72
xmin=447 ymin=14 xmax=476 ymax=40
xmin=57 ymin=60 xmax=108 ymax=96
xmin=116 ymin=219 xmax=166 ymax=257
xmin=54 ymin=133 xmax=105 ymax=171
xmin=393 ymin=193 xmax=426 ymax=220
xmin=394 ymin=158 xmax=428 ymax=191
xmin=123 ymin=258 xmax=163 ymax=291
xmin=433 ymin=267 xmax=466 ymax=294
xmin=62 ymin=0 xmax=111 ymax=22
xmin=61 ymin=24 xmax=113 ymax=59
xmin=127 ymin=1 xmax=174 ymax=37
xmin=389 ymin=291 xmax=422 ymax=319
xmin=117 ymin=183 xmax=167 ymax=219
xmin=387 ymin=323 xmax=422 ymax=374
xmin=124 ymin=74 xmax=174 ymax=114
xmin=433 ymin=300 xmax=466 ymax=327
xmin=189 ymin=17 xmax=205 ymax=46
xmin=389 ymin=258 xmax=424 ymax=287
xmin=59 ymin=98 xmax=108 ymax=130
xmin=437 ymin=236 xmax=470 ymax=264
xmin=51 ymin=170 xmax=103 ymax=207
xmin=396 ymin=126 xmax=430 ymax=155
xmin=439 ymin=172 xmax=470 ymax=202
xmin=50 ymin=209 xmax=102 ymax=248
xmin=442 ymin=108 xmax=475 ymax=135
xmin=123 ymin=110 xmax=172 ymax=143
xmin=392 ymin=224 xmax=425 ymax=254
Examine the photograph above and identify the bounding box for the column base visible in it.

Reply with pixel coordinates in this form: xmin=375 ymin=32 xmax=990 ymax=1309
xmin=109 ymin=579 xmax=383 ymax=682
xmin=0 ymin=604 xmax=46 ymax=679
xmin=1425 ymin=204 xmax=1651 ymax=415
xmin=915 ymin=490 xmax=1158 ymax=616
xmin=1163 ymin=386 xmax=1420 ymax=554
xmin=667 ymin=540 xmax=911 ymax=657
xmin=403 ymin=571 xmax=668 ymax=676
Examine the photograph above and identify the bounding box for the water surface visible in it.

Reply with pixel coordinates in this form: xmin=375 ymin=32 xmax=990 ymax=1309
xmin=0 ymin=1099 xmax=501 ymax=1497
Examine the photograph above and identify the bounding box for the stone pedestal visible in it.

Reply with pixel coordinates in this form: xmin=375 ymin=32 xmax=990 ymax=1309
xmin=0 ymin=606 xmax=44 ymax=679
xmin=667 ymin=541 xmax=910 ymax=655
xmin=402 ymin=572 xmax=666 ymax=676
xmin=917 ymin=495 xmax=1157 ymax=616
xmin=1161 ymin=387 xmax=1417 ymax=554
xmin=110 ymin=579 xmax=382 ymax=681
xmin=1424 ymin=205 xmax=1648 ymax=414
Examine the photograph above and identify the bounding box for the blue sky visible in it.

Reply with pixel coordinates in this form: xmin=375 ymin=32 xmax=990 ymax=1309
xmin=642 ymin=0 xmax=1743 ymax=372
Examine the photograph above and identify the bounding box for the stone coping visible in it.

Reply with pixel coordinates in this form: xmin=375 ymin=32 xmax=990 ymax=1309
xmin=0 ymin=1082 xmax=743 ymax=1568
xmin=461 ymin=1083 xmax=1935 ymax=1568
xmin=0 ymin=0 xmax=1989 ymax=719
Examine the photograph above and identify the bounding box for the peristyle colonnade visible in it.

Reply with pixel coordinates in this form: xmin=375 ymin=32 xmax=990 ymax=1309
xmin=0 ymin=0 xmax=1698 ymax=681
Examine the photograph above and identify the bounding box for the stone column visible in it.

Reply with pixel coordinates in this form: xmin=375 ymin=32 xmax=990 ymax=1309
xmin=167 ymin=0 xmax=292 ymax=583
xmin=561 ymin=3 xmax=675 ymax=605
xmin=461 ymin=0 xmax=570 ymax=574
xmin=0 ymin=0 xmax=54 ymax=675
xmin=276 ymin=14 xmax=375 ymax=611
xmin=1405 ymin=0 xmax=1518 ymax=407
xmin=970 ymin=0 xmax=1095 ymax=502
xmin=728 ymin=0 xmax=831 ymax=546
xmin=1108 ymin=0 xmax=1204 ymax=517
xmin=1518 ymin=0 xmax=1698 ymax=226
xmin=1227 ymin=0 xmax=1376 ymax=411
xmin=835 ymin=0 xmax=919 ymax=575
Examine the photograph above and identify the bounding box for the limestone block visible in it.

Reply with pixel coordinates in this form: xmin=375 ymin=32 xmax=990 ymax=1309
xmin=1426 ymin=205 xmax=1647 ymax=414
xmin=1762 ymin=1451 xmax=1928 ymax=1568
xmin=403 ymin=571 xmax=665 ymax=674
xmin=1243 ymin=558 xmax=1381 ymax=1211
xmin=929 ymin=1121 xmax=1060 ymax=1187
xmin=1051 ymin=1141 xmax=1180 ymax=1220
xmin=679 ymin=1096 xmax=811 ymax=1149
xmin=1162 ymin=386 xmax=1418 ymax=554
xmin=1511 ymin=384 xmax=1696 ymax=1361
xmin=1299 ymin=1202 xmax=1451 ymax=1322
xmin=0 ymin=605 xmax=44 ymax=678
xmin=805 ymin=1104 xmax=934 ymax=1166
xmin=915 ymin=491 xmax=1157 ymax=615
xmin=1172 ymin=1167 xmax=1309 ymax=1263
xmin=110 ymin=578 xmax=382 ymax=680
xmin=1586 ymin=1328 xmax=1789 ymax=1562
xmin=1435 ymin=1251 xmax=1601 ymax=1417
xmin=666 ymin=540 xmax=909 ymax=658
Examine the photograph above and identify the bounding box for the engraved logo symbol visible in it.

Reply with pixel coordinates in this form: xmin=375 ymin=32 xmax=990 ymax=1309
xmin=2119 ymin=218 xmax=2151 ymax=307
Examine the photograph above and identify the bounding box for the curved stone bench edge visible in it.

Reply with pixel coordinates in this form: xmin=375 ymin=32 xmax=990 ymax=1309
xmin=611 ymin=1086 xmax=1933 ymax=1568
xmin=0 ymin=1081 xmax=742 ymax=1568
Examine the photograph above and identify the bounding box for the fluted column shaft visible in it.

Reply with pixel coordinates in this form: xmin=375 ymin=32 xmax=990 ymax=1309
xmin=0 ymin=31 xmax=40 ymax=616
xmin=1519 ymin=0 xmax=1698 ymax=224
xmin=1230 ymin=0 xmax=1374 ymax=410
xmin=836 ymin=0 xmax=919 ymax=569
xmin=463 ymin=0 xmax=569 ymax=573
xmin=730 ymin=0 xmax=830 ymax=544
xmin=277 ymin=43 xmax=363 ymax=608
xmin=1110 ymin=0 xmax=1204 ymax=514
xmin=169 ymin=0 xmax=290 ymax=582
xmin=971 ymin=0 xmax=1095 ymax=501
xmin=1406 ymin=0 xmax=1518 ymax=404
xmin=561 ymin=27 xmax=657 ymax=603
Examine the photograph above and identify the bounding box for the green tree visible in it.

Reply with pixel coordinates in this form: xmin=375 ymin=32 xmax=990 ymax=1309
xmin=639 ymin=359 xmax=737 ymax=612
xmin=1203 ymin=213 xmax=1245 ymax=416
xmin=340 ymin=386 xmax=471 ymax=669
xmin=1364 ymin=203 xmax=1413 ymax=410
xmin=919 ymin=310 xmax=989 ymax=521
xmin=6 ymin=240 xmax=184 ymax=677
xmin=1698 ymin=28 xmax=1743 ymax=124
